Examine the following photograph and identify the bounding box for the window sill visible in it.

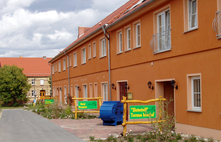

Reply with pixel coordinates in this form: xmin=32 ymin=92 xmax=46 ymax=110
xmin=153 ymin=48 xmax=171 ymax=54
xmin=99 ymin=55 xmax=106 ymax=59
xmin=124 ymin=49 xmax=131 ymax=53
xmin=88 ymin=58 xmax=91 ymax=60
xmin=81 ymin=63 xmax=86 ymax=65
xmin=186 ymin=109 xmax=202 ymax=113
xmin=183 ymin=27 xmax=198 ymax=34
xmin=133 ymin=46 xmax=141 ymax=50
xmin=93 ymin=56 xmax=96 ymax=58
xmin=73 ymin=66 xmax=77 ymax=68
xmin=116 ymin=52 xmax=123 ymax=55
xmin=217 ymin=36 xmax=221 ymax=39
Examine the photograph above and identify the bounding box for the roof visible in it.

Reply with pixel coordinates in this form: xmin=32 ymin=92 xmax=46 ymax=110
xmin=0 ymin=57 xmax=52 ymax=77
xmin=49 ymin=0 xmax=153 ymax=63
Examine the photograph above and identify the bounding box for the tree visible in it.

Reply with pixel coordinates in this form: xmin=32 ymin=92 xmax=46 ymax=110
xmin=0 ymin=65 xmax=31 ymax=106
xmin=48 ymin=75 xmax=52 ymax=96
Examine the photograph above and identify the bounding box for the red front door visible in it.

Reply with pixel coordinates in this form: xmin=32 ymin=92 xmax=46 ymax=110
xmin=119 ymin=82 xmax=128 ymax=120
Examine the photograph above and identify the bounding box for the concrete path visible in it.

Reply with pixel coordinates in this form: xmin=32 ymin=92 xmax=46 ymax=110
xmin=0 ymin=109 xmax=85 ymax=142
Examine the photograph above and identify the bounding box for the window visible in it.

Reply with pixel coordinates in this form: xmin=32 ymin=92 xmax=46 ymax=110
xmin=52 ymin=65 xmax=54 ymax=74
xmin=94 ymin=83 xmax=98 ymax=97
xmin=125 ymin=27 xmax=131 ymax=50
xmin=102 ymin=83 xmax=108 ymax=101
xmin=100 ymin=38 xmax=106 ymax=57
xmin=134 ymin=22 xmax=141 ymax=48
xmin=31 ymin=79 xmax=35 ymax=85
xmin=191 ymin=76 xmax=201 ymax=111
xmin=63 ymin=58 xmax=66 ymax=71
xmin=88 ymin=44 xmax=91 ymax=59
xmin=69 ymin=55 xmax=71 ymax=67
xmin=73 ymin=52 xmax=77 ymax=67
xmin=187 ymin=74 xmax=201 ymax=112
xmin=157 ymin=9 xmax=171 ymax=51
xmin=188 ymin=0 xmax=197 ymax=30
xmin=40 ymin=79 xmax=44 ymax=85
xmin=117 ymin=31 xmax=123 ymax=53
xmin=82 ymin=48 xmax=86 ymax=64
xmin=89 ymin=83 xmax=93 ymax=98
xmin=31 ymin=90 xmax=35 ymax=97
xmin=64 ymin=86 xmax=67 ymax=104
xmin=93 ymin=42 xmax=96 ymax=57
xmin=59 ymin=61 xmax=61 ymax=72
xmin=83 ymin=85 xmax=87 ymax=101
xmin=75 ymin=85 xmax=79 ymax=105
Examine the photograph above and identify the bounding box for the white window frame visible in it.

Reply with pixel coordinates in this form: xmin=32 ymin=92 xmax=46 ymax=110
xmin=102 ymin=83 xmax=108 ymax=101
xmin=188 ymin=0 xmax=198 ymax=30
xmin=118 ymin=31 xmax=123 ymax=53
xmin=63 ymin=58 xmax=66 ymax=71
xmin=40 ymin=79 xmax=44 ymax=86
xmin=58 ymin=62 xmax=60 ymax=72
xmin=73 ymin=52 xmax=77 ymax=67
xmin=157 ymin=9 xmax=171 ymax=51
xmin=100 ymin=38 xmax=106 ymax=57
xmin=93 ymin=42 xmax=96 ymax=58
xmin=126 ymin=27 xmax=131 ymax=51
xmin=83 ymin=85 xmax=87 ymax=101
xmin=69 ymin=55 xmax=71 ymax=67
xmin=31 ymin=79 xmax=35 ymax=85
xmin=82 ymin=48 xmax=86 ymax=64
xmin=135 ymin=23 xmax=141 ymax=48
xmin=75 ymin=85 xmax=79 ymax=106
xmin=191 ymin=76 xmax=201 ymax=111
xmin=52 ymin=65 xmax=54 ymax=74
xmin=64 ymin=86 xmax=67 ymax=104
xmin=88 ymin=44 xmax=91 ymax=59
xmin=31 ymin=90 xmax=35 ymax=97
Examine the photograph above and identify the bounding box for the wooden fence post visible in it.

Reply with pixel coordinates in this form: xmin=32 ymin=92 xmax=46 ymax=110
xmin=74 ymin=96 xmax=77 ymax=119
xmin=123 ymin=96 xmax=127 ymax=136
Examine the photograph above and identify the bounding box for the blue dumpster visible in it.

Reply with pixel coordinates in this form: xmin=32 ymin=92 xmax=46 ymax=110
xmin=100 ymin=101 xmax=123 ymax=126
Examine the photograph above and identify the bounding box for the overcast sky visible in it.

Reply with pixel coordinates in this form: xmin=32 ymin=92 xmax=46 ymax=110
xmin=0 ymin=0 xmax=129 ymax=58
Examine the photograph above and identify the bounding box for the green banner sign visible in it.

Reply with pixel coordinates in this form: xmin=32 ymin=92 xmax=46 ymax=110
xmin=45 ymin=99 xmax=54 ymax=105
xmin=78 ymin=101 xmax=98 ymax=109
xmin=130 ymin=105 xmax=156 ymax=119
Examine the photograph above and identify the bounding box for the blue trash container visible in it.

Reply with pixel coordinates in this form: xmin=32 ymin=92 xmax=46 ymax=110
xmin=100 ymin=101 xmax=123 ymax=126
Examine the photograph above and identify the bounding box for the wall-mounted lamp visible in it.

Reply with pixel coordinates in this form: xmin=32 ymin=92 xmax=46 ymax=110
xmin=60 ymin=87 xmax=62 ymax=91
xmin=124 ymin=82 xmax=129 ymax=90
xmin=147 ymin=81 xmax=154 ymax=90
xmin=111 ymin=83 xmax=116 ymax=90
xmin=77 ymin=86 xmax=81 ymax=91
xmin=171 ymin=80 xmax=178 ymax=90
xmin=57 ymin=88 xmax=59 ymax=91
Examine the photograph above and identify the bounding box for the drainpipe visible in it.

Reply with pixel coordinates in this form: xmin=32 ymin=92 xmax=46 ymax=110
xmin=48 ymin=63 xmax=52 ymax=97
xmin=102 ymin=24 xmax=111 ymax=101
xmin=64 ymin=51 xmax=70 ymax=105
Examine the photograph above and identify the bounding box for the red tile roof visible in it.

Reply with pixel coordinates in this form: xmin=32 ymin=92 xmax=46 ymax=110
xmin=0 ymin=57 xmax=52 ymax=77
xmin=50 ymin=0 xmax=152 ymax=62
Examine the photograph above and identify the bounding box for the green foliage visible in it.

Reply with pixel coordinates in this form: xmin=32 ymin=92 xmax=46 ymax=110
xmin=0 ymin=65 xmax=31 ymax=106
xmin=89 ymin=135 xmax=95 ymax=141
xmin=65 ymin=105 xmax=72 ymax=115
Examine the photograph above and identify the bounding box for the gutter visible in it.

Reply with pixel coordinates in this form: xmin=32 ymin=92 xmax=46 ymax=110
xmin=49 ymin=0 xmax=155 ymax=63
xmin=64 ymin=51 xmax=70 ymax=105
xmin=102 ymin=24 xmax=111 ymax=101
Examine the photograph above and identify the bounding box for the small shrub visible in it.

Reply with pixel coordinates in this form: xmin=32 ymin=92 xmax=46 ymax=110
xmin=189 ymin=134 xmax=197 ymax=142
xmin=208 ymin=137 xmax=215 ymax=142
xmin=89 ymin=135 xmax=95 ymax=141
xmin=176 ymin=133 xmax=182 ymax=140
xmin=65 ymin=105 xmax=72 ymax=115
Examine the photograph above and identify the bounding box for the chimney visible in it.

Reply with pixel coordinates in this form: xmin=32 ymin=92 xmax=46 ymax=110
xmin=78 ymin=27 xmax=90 ymax=38
xmin=43 ymin=56 xmax=46 ymax=59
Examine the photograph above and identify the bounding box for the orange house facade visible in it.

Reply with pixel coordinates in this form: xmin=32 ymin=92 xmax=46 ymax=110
xmin=49 ymin=0 xmax=221 ymax=139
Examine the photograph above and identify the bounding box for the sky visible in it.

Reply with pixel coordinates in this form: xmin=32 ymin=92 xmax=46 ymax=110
xmin=0 ymin=0 xmax=129 ymax=58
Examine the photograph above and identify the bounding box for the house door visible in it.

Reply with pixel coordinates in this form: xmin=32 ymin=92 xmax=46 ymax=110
xmin=119 ymin=82 xmax=128 ymax=120
xmin=40 ymin=90 xmax=45 ymax=99
xmin=163 ymin=81 xmax=175 ymax=126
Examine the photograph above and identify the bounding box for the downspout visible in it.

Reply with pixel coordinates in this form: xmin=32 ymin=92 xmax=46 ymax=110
xmin=48 ymin=63 xmax=52 ymax=97
xmin=64 ymin=51 xmax=70 ymax=105
xmin=102 ymin=24 xmax=111 ymax=101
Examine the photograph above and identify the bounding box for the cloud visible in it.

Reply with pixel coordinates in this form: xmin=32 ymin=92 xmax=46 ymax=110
xmin=0 ymin=0 xmax=129 ymax=57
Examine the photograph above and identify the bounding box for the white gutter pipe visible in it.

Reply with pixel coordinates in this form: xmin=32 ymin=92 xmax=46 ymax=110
xmin=102 ymin=24 xmax=111 ymax=101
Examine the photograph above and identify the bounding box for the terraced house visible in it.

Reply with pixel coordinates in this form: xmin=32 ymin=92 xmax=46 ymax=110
xmin=49 ymin=0 xmax=221 ymax=139
xmin=0 ymin=56 xmax=52 ymax=101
